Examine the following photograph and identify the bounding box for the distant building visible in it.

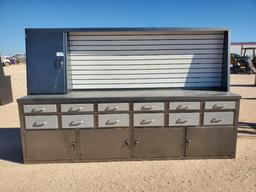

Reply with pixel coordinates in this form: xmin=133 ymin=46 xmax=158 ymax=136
xmin=231 ymin=42 xmax=256 ymax=57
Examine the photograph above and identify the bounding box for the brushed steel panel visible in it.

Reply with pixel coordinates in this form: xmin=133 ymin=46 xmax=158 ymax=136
xmin=134 ymin=102 xmax=164 ymax=111
xmin=204 ymin=112 xmax=234 ymax=125
xmin=23 ymin=104 xmax=56 ymax=113
xmin=134 ymin=113 xmax=164 ymax=127
xmin=62 ymin=115 xmax=94 ymax=128
xmin=25 ymin=116 xmax=58 ymax=129
xmin=169 ymin=113 xmax=200 ymax=126
xmin=98 ymin=114 xmax=129 ymax=127
xmin=205 ymin=101 xmax=236 ymax=110
xmin=61 ymin=104 xmax=94 ymax=112
xmin=169 ymin=102 xmax=200 ymax=110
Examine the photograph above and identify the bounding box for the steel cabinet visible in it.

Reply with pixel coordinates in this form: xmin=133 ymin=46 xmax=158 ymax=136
xmin=79 ymin=128 xmax=130 ymax=160
xmin=26 ymin=30 xmax=66 ymax=94
xmin=134 ymin=128 xmax=185 ymax=158
xmin=24 ymin=130 xmax=76 ymax=161
xmin=186 ymin=127 xmax=235 ymax=157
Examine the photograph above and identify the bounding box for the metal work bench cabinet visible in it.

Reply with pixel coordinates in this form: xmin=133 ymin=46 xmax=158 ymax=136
xmin=18 ymin=28 xmax=240 ymax=163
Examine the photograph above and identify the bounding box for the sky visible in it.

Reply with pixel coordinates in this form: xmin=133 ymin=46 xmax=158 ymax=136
xmin=0 ymin=0 xmax=255 ymax=56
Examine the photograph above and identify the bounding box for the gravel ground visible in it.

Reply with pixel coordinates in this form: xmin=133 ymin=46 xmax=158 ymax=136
xmin=0 ymin=64 xmax=255 ymax=192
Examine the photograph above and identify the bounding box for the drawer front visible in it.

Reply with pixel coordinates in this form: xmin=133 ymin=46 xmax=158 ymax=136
xmin=62 ymin=115 xmax=94 ymax=128
xmin=205 ymin=101 xmax=236 ymax=110
xmin=61 ymin=104 xmax=94 ymax=112
xmin=169 ymin=102 xmax=200 ymax=111
xmin=25 ymin=116 xmax=58 ymax=129
xmin=23 ymin=105 xmax=56 ymax=113
xmin=134 ymin=113 xmax=164 ymax=127
xmin=134 ymin=102 xmax=164 ymax=111
xmin=204 ymin=112 xmax=234 ymax=125
xmin=99 ymin=114 xmax=129 ymax=127
xmin=169 ymin=113 xmax=200 ymax=126
xmin=98 ymin=103 xmax=129 ymax=112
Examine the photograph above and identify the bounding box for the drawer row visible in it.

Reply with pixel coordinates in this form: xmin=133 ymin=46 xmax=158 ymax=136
xmin=24 ymin=112 xmax=235 ymax=129
xmin=23 ymin=101 xmax=237 ymax=113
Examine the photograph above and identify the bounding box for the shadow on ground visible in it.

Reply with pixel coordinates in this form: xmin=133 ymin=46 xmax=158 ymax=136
xmin=238 ymin=122 xmax=256 ymax=136
xmin=0 ymin=128 xmax=23 ymax=163
xmin=231 ymin=84 xmax=256 ymax=87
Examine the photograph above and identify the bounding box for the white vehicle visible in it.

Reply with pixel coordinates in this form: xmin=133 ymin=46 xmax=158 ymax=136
xmin=0 ymin=55 xmax=11 ymax=66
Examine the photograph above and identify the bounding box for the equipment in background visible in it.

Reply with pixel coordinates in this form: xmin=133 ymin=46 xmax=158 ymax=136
xmin=0 ymin=61 xmax=13 ymax=105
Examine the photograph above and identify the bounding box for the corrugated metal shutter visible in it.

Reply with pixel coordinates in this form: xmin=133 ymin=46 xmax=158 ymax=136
xmin=68 ymin=31 xmax=224 ymax=89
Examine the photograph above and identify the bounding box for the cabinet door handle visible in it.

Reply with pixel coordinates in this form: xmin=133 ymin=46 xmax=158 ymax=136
xmin=71 ymin=141 xmax=76 ymax=151
xmin=186 ymin=139 xmax=192 ymax=143
xmin=141 ymin=105 xmax=154 ymax=111
xmin=69 ymin=120 xmax=84 ymax=127
xmin=105 ymin=119 xmax=120 ymax=125
xmin=210 ymin=118 xmax=223 ymax=123
xmin=68 ymin=106 xmax=83 ymax=112
xmin=176 ymin=105 xmax=189 ymax=110
xmin=124 ymin=140 xmax=129 ymax=146
xmin=32 ymin=121 xmax=47 ymax=127
xmin=134 ymin=140 xmax=140 ymax=145
xmin=212 ymin=104 xmax=224 ymax=109
xmin=176 ymin=118 xmax=188 ymax=124
xmin=104 ymin=106 xmax=119 ymax=112
xmin=31 ymin=107 xmax=46 ymax=113
xmin=140 ymin=119 xmax=155 ymax=125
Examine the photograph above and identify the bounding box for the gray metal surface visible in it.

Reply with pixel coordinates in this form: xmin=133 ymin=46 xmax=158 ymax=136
xmin=61 ymin=104 xmax=93 ymax=112
xmin=169 ymin=102 xmax=200 ymax=110
xmin=0 ymin=76 xmax=13 ymax=105
xmin=62 ymin=115 xmax=94 ymax=128
xmin=205 ymin=101 xmax=236 ymax=110
xmin=204 ymin=112 xmax=234 ymax=125
xmin=134 ymin=113 xmax=164 ymax=127
xmin=134 ymin=128 xmax=185 ymax=158
xmin=25 ymin=130 xmax=76 ymax=161
xmin=133 ymin=102 xmax=164 ymax=111
xmin=23 ymin=104 xmax=57 ymax=113
xmin=25 ymin=115 xmax=58 ymax=129
xmin=79 ymin=128 xmax=130 ymax=159
xmin=98 ymin=114 xmax=129 ymax=127
xmin=98 ymin=103 xmax=129 ymax=112
xmin=186 ymin=127 xmax=235 ymax=157
xmin=169 ymin=113 xmax=200 ymax=126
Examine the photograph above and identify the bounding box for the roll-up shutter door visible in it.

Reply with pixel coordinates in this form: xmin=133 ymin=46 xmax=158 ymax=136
xmin=68 ymin=31 xmax=224 ymax=89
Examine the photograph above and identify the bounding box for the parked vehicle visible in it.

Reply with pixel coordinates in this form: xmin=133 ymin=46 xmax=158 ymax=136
xmin=1 ymin=55 xmax=11 ymax=66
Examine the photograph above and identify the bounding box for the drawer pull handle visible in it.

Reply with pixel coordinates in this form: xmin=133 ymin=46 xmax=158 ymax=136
xmin=69 ymin=120 xmax=84 ymax=127
xmin=212 ymin=104 xmax=224 ymax=109
xmin=210 ymin=118 xmax=223 ymax=123
xmin=68 ymin=107 xmax=84 ymax=112
xmin=134 ymin=141 xmax=140 ymax=145
xmin=31 ymin=107 xmax=46 ymax=113
xmin=176 ymin=119 xmax=188 ymax=124
xmin=104 ymin=106 xmax=120 ymax=112
xmin=32 ymin=121 xmax=47 ymax=127
xmin=140 ymin=119 xmax=155 ymax=125
xmin=176 ymin=105 xmax=189 ymax=110
xmin=105 ymin=119 xmax=120 ymax=125
xmin=141 ymin=106 xmax=155 ymax=111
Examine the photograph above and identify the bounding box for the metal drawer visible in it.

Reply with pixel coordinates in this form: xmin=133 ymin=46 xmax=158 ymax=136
xmin=205 ymin=101 xmax=236 ymax=110
xmin=169 ymin=102 xmax=200 ymax=111
xmin=134 ymin=113 xmax=164 ymax=127
xmin=98 ymin=103 xmax=129 ymax=112
xmin=204 ymin=112 xmax=234 ymax=125
xmin=23 ymin=104 xmax=56 ymax=113
xmin=134 ymin=102 xmax=164 ymax=111
xmin=169 ymin=113 xmax=200 ymax=126
xmin=25 ymin=116 xmax=58 ymax=129
xmin=62 ymin=115 xmax=94 ymax=128
xmin=61 ymin=104 xmax=94 ymax=112
xmin=99 ymin=114 xmax=129 ymax=127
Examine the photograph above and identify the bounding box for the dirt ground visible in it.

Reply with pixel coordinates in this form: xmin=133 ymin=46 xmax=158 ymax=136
xmin=0 ymin=64 xmax=255 ymax=192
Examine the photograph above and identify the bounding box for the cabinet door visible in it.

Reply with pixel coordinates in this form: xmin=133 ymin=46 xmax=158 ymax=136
xmin=26 ymin=30 xmax=66 ymax=94
xmin=134 ymin=128 xmax=185 ymax=158
xmin=186 ymin=127 xmax=235 ymax=157
xmin=25 ymin=130 xmax=76 ymax=161
xmin=79 ymin=128 xmax=130 ymax=160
